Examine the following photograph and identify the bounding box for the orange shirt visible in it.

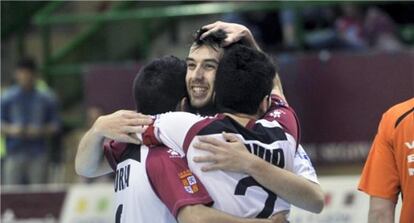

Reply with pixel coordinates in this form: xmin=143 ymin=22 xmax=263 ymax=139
xmin=359 ymin=98 xmax=414 ymax=223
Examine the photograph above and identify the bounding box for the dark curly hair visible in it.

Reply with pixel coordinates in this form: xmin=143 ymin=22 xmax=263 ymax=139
xmin=133 ymin=56 xmax=187 ymax=115
xmin=214 ymin=44 xmax=275 ymax=115
xmin=191 ymin=28 xmax=227 ymax=51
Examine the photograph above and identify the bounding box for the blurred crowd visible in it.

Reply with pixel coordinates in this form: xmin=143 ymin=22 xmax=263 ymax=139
xmin=223 ymin=3 xmax=405 ymax=52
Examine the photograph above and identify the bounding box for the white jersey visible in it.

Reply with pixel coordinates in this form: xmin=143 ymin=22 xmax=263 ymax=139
xmin=105 ymin=141 xmax=212 ymax=223
xmin=108 ymin=143 xmax=176 ymax=223
xmin=143 ymin=111 xmax=318 ymax=218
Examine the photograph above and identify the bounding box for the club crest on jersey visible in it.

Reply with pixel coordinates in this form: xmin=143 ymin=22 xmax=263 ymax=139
xmin=178 ymin=170 xmax=199 ymax=194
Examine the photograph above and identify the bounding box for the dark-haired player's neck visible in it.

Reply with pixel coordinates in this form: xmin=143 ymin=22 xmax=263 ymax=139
xmin=184 ymin=100 xmax=217 ymax=116
xmin=223 ymin=112 xmax=259 ymax=128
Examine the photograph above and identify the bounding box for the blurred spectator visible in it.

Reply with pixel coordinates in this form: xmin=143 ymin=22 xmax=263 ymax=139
xmin=301 ymin=6 xmax=338 ymax=50
xmin=280 ymin=7 xmax=299 ymax=49
xmin=222 ymin=11 xmax=282 ymax=51
xmin=1 ymin=58 xmax=60 ymax=185
xmin=364 ymin=6 xmax=403 ymax=51
xmin=335 ymin=4 xmax=367 ymax=50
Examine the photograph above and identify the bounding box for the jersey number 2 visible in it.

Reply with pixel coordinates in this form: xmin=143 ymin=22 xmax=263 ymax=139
xmin=235 ymin=177 xmax=277 ymax=218
xmin=115 ymin=204 xmax=123 ymax=223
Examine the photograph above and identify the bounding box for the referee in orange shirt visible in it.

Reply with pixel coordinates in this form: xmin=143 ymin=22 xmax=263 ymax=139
xmin=359 ymin=97 xmax=414 ymax=223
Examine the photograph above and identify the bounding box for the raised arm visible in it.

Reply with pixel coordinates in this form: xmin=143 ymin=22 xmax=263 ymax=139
xmin=201 ymin=21 xmax=261 ymax=51
xmin=75 ymin=110 xmax=152 ymax=177
xmin=272 ymin=73 xmax=286 ymax=102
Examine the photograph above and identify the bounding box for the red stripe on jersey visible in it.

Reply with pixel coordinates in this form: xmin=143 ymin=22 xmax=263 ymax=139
xmin=104 ymin=140 xmax=128 ymax=170
xmin=142 ymin=124 xmax=160 ymax=146
xmin=264 ymin=94 xmax=301 ymax=149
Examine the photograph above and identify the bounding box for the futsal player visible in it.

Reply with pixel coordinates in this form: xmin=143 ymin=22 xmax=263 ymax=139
xmin=76 ymin=22 xmax=322 ymax=221
xmin=96 ymin=55 xmax=277 ymax=223
xmin=139 ymin=44 xmax=323 ymax=218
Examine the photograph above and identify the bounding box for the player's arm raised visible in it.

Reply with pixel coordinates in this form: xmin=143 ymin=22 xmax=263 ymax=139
xmin=75 ymin=110 xmax=152 ymax=177
xmin=201 ymin=21 xmax=261 ymax=51
xmin=193 ymin=133 xmax=324 ymax=214
xmin=271 ymin=73 xmax=286 ymax=102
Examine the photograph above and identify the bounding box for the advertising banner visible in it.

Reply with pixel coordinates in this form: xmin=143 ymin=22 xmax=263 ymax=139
xmin=60 ymin=184 xmax=114 ymax=223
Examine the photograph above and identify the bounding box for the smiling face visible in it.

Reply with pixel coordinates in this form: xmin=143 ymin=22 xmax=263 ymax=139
xmin=185 ymin=44 xmax=223 ymax=108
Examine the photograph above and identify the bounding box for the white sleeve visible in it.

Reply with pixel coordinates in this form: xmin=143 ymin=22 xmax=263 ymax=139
xmin=152 ymin=111 xmax=204 ymax=157
xmin=293 ymin=145 xmax=319 ymax=184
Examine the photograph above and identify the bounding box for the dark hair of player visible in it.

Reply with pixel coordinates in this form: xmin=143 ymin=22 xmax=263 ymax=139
xmin=133 ymin=55 xmax=187 ymax=115
xmin=214 ymin=44 xmax=276 ymax=115
xmin=17 ymin=57 xmax=37 ymax=73
xmin=192 ymin=28 xmax=227 ymax=52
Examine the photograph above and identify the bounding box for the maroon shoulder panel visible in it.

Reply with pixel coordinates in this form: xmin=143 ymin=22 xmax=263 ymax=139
xmin=146 ymin=147 xmax=213 ymax=217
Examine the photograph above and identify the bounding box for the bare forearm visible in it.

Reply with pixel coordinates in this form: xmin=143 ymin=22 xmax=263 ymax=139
xmin=242 ymin=29 xmax=261 ymax=52
xmin=246 ymin=156 xmax=324 ymax=213
xmin=178 ymin=204 xmax=273 ymax=223
xmin=75 ymin=110 xmax=150 ymax=177
xmin=271 ymin=73 xmax=286 ymax=102
xmin=75 ymin=128 xmax=112 ymax=177
xmin=368 ymin=211 xmax=394 ymax=223
xmin=368 ymin=197 xmax=395 ymax=223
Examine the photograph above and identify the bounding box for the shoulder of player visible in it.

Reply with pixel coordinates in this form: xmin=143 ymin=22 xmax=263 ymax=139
xmin=105 ymin=140 xmax=128 ymax=151
xmin=267 ymin=94 xmax=297 ymax=119
xmin=155 ymin=111 xmax=200 ymax=120
xmin=382 ymin=98 xmax=414 ymax=129
xmin=270 ymin=94 xmax=289 ymax=107
xmin=104 ymin=140 xmax=129 ymax=163
xmin=191 ymin=114 xmax=228 ymax=135
xmin=146 ymin=146 xmax=187 ymax=174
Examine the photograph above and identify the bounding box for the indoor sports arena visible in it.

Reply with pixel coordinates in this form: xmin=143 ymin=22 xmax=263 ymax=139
xmin=1 ymin=1 xmax=413 ymax=223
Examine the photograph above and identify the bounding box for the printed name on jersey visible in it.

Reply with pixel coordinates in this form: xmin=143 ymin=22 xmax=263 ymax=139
xmin=244 ymin=143 xmax=285 ymax=168
xmin=178 ymin=169 xmax=199 ymax=194
xmin=405 ymin=141 xmax=414 ymax=149
xmin=115 ymin=164 xmax=130 ymax=192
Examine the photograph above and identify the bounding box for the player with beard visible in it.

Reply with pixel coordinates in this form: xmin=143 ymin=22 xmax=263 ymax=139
xmin=139 ymin=44 xmax=322 ymax=219
xmin=79 ymin=56 xmax=280 ymax=223
xmin=76 ymin=22 xmax=323 ymax=222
